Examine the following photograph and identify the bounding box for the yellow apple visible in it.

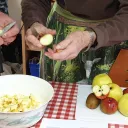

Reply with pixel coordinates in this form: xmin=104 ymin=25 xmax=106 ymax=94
xmin=40 ymin=34 xmax=53 ymax=46
xmin=118 ymin=94 xmax=128 ymax=117
xmin=108 ymin=83 xmax=123 ymax=102
xmin=92 ymin=73 xmax=112 ymax=87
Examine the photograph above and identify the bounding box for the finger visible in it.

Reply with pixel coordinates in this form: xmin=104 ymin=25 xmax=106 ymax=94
xmin=26 ymin=42 xmax=43 ymax=51
xmin=26 ymin=29 xmax=32 ymax=36
xmin=26 ymin=35 xmax=43 ymax=48
xmin=0 ymin=37 xmax=4 ymax=45
xmin=29 ymin=46 xmax=43 ymax=51
xmin=3 ymin=41 xmax=8 ymax=45
xmin=56 ymin=39 xmax=71 ymax=50
xmin=26 ymin=38 xmax=44 ymax=51
xmin=3 ymin=36 xmax=16 ymax=43
xmin=33 ymin=23 xmax=56 ymax=36
xmin=3 ymin=40 xmax=11 ymax=45
xmin=45 ymin=42 xmax=79 ymax=60
xmin=47 ymin=48 xmax=54 ymax=54
xmin=0 ymin=20 xmax=10 ymax=28
xmin=64 ymin=54 xmax=76 ymax=60
xmin=4 ymin=20 xmax=11 ymax=27
xmin=54 ymin=52 xmax=76 ymax=61
xmin=45 ymin=28 xmax=56 ymax=35
xmin=2 ymin=25 xmax=19 ymax=38
xmin=45 ymin=46 xmax=72 ymax=60
xmin=53 ymin=44 xmax=57 ymax=52
xmin=37 ymin=27 xmax=56 ymax=36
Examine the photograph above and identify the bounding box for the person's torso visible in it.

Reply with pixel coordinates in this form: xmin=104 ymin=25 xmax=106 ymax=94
xmin=57 ymin=0 xmax=120 ymax=20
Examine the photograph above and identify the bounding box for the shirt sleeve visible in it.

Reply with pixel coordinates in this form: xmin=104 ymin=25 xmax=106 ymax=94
xmin=91 ymin=0 xmax=128 ymax=49
xmin=21 ymin=0 xmax=51 ymax=30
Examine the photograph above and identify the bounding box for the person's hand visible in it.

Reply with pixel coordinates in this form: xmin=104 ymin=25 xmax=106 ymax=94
xmin=0 ymin=12 xmax=19 ymax=45
xmin=45 ymin=31 xmax=96 ymax=61
xmin=25 ymin=22 xmax=56 ymax=51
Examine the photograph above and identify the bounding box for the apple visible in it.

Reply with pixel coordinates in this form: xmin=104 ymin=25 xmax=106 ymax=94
xmin=123 ymin=88 xmax=128 ymax=95
xmin=93 ymin=84 xmax=110 ymax=99
xmin=100 ymin=97 xmax=118 ymax=114
xmin=40 ymin=34 xmax=53 ymax=46
xmin=108 ymin=83 xmax=123 ymax=102
xmin=92 ymin=73 xmax=112 ymax=87
xmin=118 ymin=94 xmax=128 ymax=117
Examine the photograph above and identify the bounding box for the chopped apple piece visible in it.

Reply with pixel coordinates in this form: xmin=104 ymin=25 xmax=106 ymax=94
xmin=93 ymin=85 xmax=110 ymax=99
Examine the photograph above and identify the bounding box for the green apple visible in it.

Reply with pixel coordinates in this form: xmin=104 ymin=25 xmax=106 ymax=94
xmin=108 ymin=83 xmax=123 ymax=102
xmin=92 ymin=73 xmax=112 ymax=87
xmin=118 ymin=94 xmax=128 ymax=117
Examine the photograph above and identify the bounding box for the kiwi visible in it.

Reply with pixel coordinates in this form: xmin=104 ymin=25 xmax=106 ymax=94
xmin=86 ymin=93 xmax=100 ymax=109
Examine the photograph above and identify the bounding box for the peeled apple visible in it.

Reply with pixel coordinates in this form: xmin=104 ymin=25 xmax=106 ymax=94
xmin=39 ymin=34 xmax=53 ymax=46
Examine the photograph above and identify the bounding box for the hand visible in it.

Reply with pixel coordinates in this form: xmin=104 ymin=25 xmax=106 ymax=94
xmin=45 ymin=31 xmax=96 ymax=61
xmin=25 ymin=22 xmax=56 ymax=51
xmin=0 ymin=12 xmax=19 ymax=45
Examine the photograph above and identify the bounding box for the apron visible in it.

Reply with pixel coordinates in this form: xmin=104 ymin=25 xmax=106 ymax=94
xmin=40 ymin=2 xmax=128 ymax=84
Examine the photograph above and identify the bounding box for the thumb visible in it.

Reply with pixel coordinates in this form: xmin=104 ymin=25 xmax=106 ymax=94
xmin=33 ymin=23 xmax=56 ymax=36
xmin=37 ymin=26 xmax=56 ymax=36
xmin=56 ymin=39 xmax=71 ymax=50
xmin=45 ymin=28 xmax=56 ymax=35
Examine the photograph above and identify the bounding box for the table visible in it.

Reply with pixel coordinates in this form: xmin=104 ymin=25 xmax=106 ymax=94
xmin=32 ymin=82 xmax=128 ymax=128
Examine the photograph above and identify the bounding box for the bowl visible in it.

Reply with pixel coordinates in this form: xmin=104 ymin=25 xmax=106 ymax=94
xmin=0 ymin=74 xmax=54 ymax=128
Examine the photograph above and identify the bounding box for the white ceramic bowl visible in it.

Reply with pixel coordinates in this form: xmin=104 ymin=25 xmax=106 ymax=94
xmin=0 ymin=74 xmax=54 ymax=128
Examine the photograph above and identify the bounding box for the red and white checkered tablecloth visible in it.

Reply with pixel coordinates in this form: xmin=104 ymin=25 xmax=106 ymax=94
xmin=32 ymin=82 xmax=128 ymax=128
xmin=108 ymin=124 xmax=128 ymax=128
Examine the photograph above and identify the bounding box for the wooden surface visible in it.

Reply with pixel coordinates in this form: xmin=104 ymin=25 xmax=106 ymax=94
xmin=21 ymin=25 xmax=27 ymax=74
xmin=109 ymin=49 xmax=128 ymax=87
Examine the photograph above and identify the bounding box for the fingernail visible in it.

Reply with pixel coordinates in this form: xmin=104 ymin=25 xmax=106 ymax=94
xmin=56 ymin=45 xmax=61 ymax=49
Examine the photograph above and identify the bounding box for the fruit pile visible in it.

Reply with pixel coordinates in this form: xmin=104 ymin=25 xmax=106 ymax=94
xmin=86 ymin=73 xmax=128 ymax=117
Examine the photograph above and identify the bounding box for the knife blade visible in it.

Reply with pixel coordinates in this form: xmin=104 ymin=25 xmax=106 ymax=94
xmin=0 ymin=21 xmax=16 ymax=36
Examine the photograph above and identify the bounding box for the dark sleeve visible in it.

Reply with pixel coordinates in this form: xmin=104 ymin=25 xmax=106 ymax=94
xmin=91 ymin=0 xmax=128 ymax=49
xmin=21 ymin=0 xmax=51 ymax=30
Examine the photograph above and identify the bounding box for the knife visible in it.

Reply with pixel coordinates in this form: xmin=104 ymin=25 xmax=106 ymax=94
xmin=0 ymin=21 xmax=16 ymax=37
